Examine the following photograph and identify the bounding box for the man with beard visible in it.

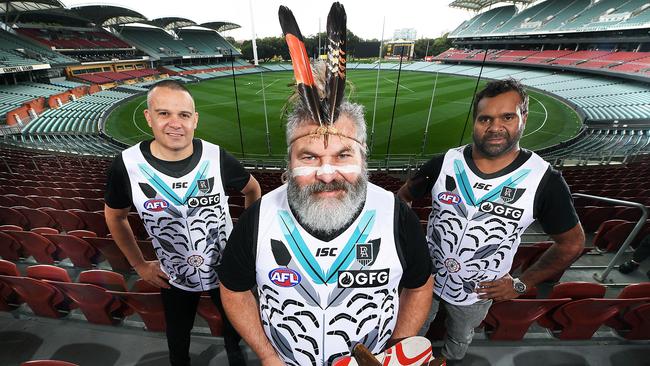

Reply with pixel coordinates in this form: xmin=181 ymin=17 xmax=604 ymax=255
xmin=218 ymin=100 xmax=433 ymax=366
xmin=398 ymin=78 xmax=585 ymax=364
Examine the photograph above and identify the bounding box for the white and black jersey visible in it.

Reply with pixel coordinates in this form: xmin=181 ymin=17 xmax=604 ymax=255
xmin=218 ymin=183 xmax=431 ymax=366
xmin=408 ymin=145 xmax=578 ymax=306
xmin=105 ymin=139 xmax=250 ymax=292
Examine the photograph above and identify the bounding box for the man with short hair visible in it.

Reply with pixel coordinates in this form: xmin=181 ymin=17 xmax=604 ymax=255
xmin=398 ymin=78 xmax=585 ymax=363
xmin=104 ymin=79 xmax=261 ymax=366
xmin=218 ymin=97 xmax=433 ymax=366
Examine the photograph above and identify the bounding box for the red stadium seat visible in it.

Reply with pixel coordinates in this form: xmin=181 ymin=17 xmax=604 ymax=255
xmin=197 ymin=295 xmax=224 ymax=336
xmin=79 ymin=270 xmax=128 ymax=292
xmin=0 ymin=195 xmax=16 ymax=207
xmin=110 ymin=289 xmax=166 ymax=332
xmin=616 ymin=303 xmax=650 ymax=340
xmin=0 ymin=259 xmax=23 ymax=311
xmin=54 ymin=197 xmax=86 ymax=210
xmin=26 ymin=265 xmax=72 ymax=282
xmin=43 ymin=234 xmax=100 ymax=269
xmin=0 ymin=206 xmax=29 ymax=228
xmin=510 ymin=243 xmax=549 ymax=274
xmin=44 ymin=280 xmax=131 ymax=325
xmin=593 ymin=219 xmax=627 ymax=248
xmin=484 ymin=298 xmax=571 ymax=340
xmin=40 ymin=208 xmax=85 ymax=232
xmin=0 ymin=230 xmax=24 ymax=261
xmin=5 ymin=231 xmax=65 ymax=264
xmin=14 ymin=207 xmax=56 ymax=230
xmin=582 ymin=206 xmax=618 ymax=233
xmin=0 ymin=275 xmax=70 ymax=318
xmin=79 ymin=197 xmax=104 ymax=212
xmin=550 ymin=298 xmax=649 ymax=339
xmin=5 ymin=195 xmax=39 ymax=208
xmin=595 ymin=221 xmax=636 ymax=252
xmin=21 ymin=360 xmax=79 ymax=366
xmin=72 ymin=210 xmax=109 ymax=237
xmin=27 ymin=196 xmax=62 ymax=209
xmin=538 ymin=282 xmax=607 ymax=331
xmin=31 ymin=227 xmax=58 ymax=235
xmin=83 ymin=237 xmax=131 ymax=272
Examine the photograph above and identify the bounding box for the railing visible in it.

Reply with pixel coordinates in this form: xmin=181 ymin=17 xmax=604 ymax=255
xmin=572 ymin=193 xmax=648 ymax=284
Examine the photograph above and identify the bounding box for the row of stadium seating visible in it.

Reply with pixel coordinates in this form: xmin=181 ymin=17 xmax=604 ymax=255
xmin=0 ymin=82 xmax=83 ymax=120
xmin=22 ymin=90 xmax=132 ymax=135
xmin=401 ymin=62 xmax=650 ymax=123
xmin=74 ymin=69 xmax=160 ymax=84
xmin=450 ymin=0 xmax=650 ymax=37
xmin=0 ymin=29 xmax=77 ymax=66
xmin=17 ymin=28 xmax=132 ymax=50
xmin=541 ymin=129 xmax=650 ymax=163
xmin=433 ymin=49 xmax=650 ymax=76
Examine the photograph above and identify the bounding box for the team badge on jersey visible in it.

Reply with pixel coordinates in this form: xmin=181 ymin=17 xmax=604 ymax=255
xmin=197 ymin=178 xmax=214 ymax=194
xmin=143 ymin=198 xmax=170 ymax=212
xmin=356 ymin=239 xmax=380 ymax=266
xmin=500 ymin=186 xmax=525 ymax=204
xmin=438 ymin=192 xmax=462 ymax=205
xmin=269 ymin=268 xmax=302 ymax=287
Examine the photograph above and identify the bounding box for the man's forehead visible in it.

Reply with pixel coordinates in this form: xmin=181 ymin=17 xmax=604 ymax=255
xmin=477 ymin=91 xmax=523 ymax=114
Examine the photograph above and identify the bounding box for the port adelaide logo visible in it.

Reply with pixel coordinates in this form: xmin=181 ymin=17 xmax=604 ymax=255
xmin=338 ymin=239 xmax=388 ymax=288
xmin=197 ymin=178 xmax=214 ymax=194
xmin=500 ymin=186 xmax=525 ymax=204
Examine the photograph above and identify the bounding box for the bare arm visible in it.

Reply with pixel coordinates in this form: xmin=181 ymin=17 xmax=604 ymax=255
xmin=397 ymin=183 xmax=414 ymax=206
xmin=478 ymin=223 xmax=585 ymax=301
xmin=520 ymin=222 xmax=585 ymax=287
xmin=389 ymin=276 xmax=433 ymax=345
xmin=241 ymin=175 xmax=262 ymax=209
xmin=104 ymin=204 xmax=169 ymax=288
xmin=220 ymin=285 xmax=284 ymax=366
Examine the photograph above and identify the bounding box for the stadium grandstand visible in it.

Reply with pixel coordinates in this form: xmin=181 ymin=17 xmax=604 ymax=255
xmin=0 ymin=0 xmax=649 ymax=365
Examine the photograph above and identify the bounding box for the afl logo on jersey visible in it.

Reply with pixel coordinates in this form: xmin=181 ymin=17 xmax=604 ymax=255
xmin=144 ymin=199 xmax=170 ymax=212
xmin=438 ymin=192 xmax=462 ymax=205
xmin=269 ymin=268 xmax=301 ymax=287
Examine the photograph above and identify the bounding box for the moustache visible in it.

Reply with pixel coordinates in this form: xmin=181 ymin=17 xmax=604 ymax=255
xmin=304 ymin=180 xmax=351 ymax=194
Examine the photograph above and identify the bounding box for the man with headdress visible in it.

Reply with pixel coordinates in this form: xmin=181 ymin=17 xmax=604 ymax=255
xmin=217 ymin=4 xmax=433 ymax=365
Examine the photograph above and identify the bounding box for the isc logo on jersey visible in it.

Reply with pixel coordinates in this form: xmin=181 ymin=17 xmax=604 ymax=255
xmin=438 ymin=192 xmax=462 ymax=205
xmin=269 ymin=268 xmax=301 ymax=287
xmin=144 ymin=199 xmax=170 ymax=212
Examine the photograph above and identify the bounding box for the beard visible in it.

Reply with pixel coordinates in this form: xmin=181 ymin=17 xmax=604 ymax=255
xmin=473 ymin=126 xmax=524 ymax=158
xmin=287 ymin=168 xmax=368 ymax=235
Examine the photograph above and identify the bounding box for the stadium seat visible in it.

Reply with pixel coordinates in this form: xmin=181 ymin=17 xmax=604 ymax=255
xmin=0 ymin=274 xmax=70 ymax=318
xmin=615 ymin=303 xmax=650 ymax=340
xmin=26 ymin=265 xmax=72 ymax=282
xmin=110 ymin=288 xmax=166 ymax=332
xmin=510 ymin=243 xmax=549 ymax=274
xmin=592 ymin=219 xmax=628 ymax=248
xmin=0 ymin=230 xmax=24 ymax=261
xmin=5 ymin=231 xmax=65 ymax=264
xmin=538 ymin=282 xmax=607 ymax=331
xmin=54 ymin=197 xmax=86 ymax=210
xmin=44 ymin=279 xmax=131 ymax=325
xmin=40 ymin=208 xmax=85 ymax=232
xmin=14 ymin=207 xmax=56 ymax=230
xmin=483 ymin=298 xmax=571 ymax=340
xmin=0 ymin=259 xmax=23 ymax=311
xmin=5 ymin=195 xmax=39 ymax=209
xmin=27 ymin=196 xmax=63 ymax=209
xmin=79 ymin=270 xmax=128 ymax=291
xmin=594 ymin=220 xmax=636 ymax=252
xmin=196 ymin=295 xmax=224 ymax=336
xmin=43 ymin=234 xmax=100 ymax=269
xmin=0 ymin=206 xmax=29 ymax=228
xmin=582 ymin=206 xmax=618 ymax=232
xmin=21 ymin=360 xmax=79 ymax=366
xmin=83 ymin=237 xmax=131 ymax=271
xmin=550 ymin=298 xmax=648 ymax=340
xmin=0 ymin=195 xmax=16 ymax=207
xmin=72 ymin=210 xmax=110 ymax=237
xmin=79 ymin=197 xmax=104 ymax=212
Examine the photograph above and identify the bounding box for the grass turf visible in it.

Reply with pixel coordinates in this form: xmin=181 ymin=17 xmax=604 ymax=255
xmin=105 ymin=70 xmax=582 ymax=160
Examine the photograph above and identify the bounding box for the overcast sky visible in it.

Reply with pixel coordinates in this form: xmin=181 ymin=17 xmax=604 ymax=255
xmin=62 ymin=0 xmax=475 ymax=41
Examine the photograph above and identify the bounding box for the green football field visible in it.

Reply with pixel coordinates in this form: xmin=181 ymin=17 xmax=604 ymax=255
xmin=105 ymin=70 xmax=582 ymax=160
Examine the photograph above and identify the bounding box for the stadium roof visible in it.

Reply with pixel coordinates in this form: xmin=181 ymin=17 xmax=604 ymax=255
xmin=70 ymin=4 xmax=147 ymax=26
xmin=449 ymin=0 xmax=534 ymax=11
xmin=200 ymin=21 xmax=240 ymax=33
xmin=0 ymin=0 xmax=64 ymax=14
xmin=149 ymin=17 xmax=196 ymax=31
xmin=10 ymin=8 xmax=91 ymax=25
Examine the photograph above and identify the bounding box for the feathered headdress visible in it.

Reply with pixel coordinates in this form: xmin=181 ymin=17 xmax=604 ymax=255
xmin=279 ymin=2 xmax=353 ymax=148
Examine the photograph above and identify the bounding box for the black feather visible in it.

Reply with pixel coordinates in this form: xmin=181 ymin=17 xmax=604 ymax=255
xmin=271 ymin=239 xmax=292 ymax=266
xmin=278 ymin=6 xmax=304 ymax=40
xmin=325 ymin=2 xmax=347 ymax=124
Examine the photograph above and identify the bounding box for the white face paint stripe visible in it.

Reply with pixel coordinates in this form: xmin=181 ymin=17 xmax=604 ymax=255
xmin=291 ymin=164 xmax=362 ymax=177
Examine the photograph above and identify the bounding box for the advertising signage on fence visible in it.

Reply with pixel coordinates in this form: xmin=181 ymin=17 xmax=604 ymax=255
xmin=0 ymin=64 xmax=51 ymax=75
